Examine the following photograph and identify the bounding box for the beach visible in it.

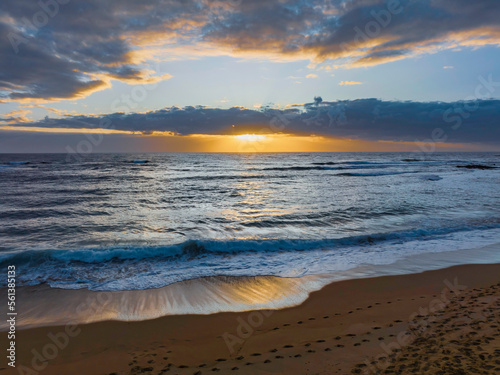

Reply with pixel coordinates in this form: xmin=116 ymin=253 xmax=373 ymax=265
xmin=1 ymin=153 xmax=499 ymax=374
xmin=2 ymin=0 xmax=500 ymax=372
xmin=5 ymin=263 xmax=499 ymax=375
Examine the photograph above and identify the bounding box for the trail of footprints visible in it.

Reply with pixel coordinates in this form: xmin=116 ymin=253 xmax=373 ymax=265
xmin=351 ymin=283 xmax=500 ymax=374
xmin=123 ymin=295 xmax=421 ymax=374
xmin=121 ymin=283 xmax=499 ymax=374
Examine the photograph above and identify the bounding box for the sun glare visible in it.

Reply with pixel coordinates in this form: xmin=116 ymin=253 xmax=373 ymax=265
xmin=235 ymin=134 xmax=266 ymax=142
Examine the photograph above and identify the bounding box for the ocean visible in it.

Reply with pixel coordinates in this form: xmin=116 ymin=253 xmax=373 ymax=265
xmin=1 ymin=152 xmax=499 ymax=294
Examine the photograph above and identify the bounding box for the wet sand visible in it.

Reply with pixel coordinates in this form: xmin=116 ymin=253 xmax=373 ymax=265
xmin=3 ymin=263 xmax=500 ymax=375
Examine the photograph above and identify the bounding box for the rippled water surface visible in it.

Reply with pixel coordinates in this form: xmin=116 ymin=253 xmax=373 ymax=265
xmin=0 ymin=152 xmax=499 ymax=290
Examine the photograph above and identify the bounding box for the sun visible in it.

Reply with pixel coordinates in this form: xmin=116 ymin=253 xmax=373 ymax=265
xmin=234 ymin=134 xmax=266 ymax=142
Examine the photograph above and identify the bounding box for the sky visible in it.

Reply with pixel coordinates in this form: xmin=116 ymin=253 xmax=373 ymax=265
xmin=1 ymin=0 xmax=500 ymax=152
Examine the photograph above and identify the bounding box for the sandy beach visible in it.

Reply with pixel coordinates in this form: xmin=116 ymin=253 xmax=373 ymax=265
xmin=2 ymin=0 xmax=500 ymax=372
xmin=2 ymin=263 xmax=498 ymax=375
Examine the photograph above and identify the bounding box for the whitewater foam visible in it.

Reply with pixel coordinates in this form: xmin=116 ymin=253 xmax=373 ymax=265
xmin=2 ymin=225 xmax=500 ymax=291
xmin=2 ymin=242 xmax=499 ymax=331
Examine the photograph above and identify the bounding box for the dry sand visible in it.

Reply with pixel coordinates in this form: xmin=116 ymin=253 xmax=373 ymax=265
xmin=3 ymin=263 xmax=499 ymax=375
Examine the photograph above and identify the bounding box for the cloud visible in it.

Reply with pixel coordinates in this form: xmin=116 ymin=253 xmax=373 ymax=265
xmin=1 ymin=109 xmax=32 ymax=123
xmin=306 ymin=74 xmax=318 ymax=79
xmin=19 ymin=104 xmax=45 ymax=108
xmin=45 ymin=107 xmax=76 ymax=116
xmin=4 ymin=98 xmax=500 ymax=146
xmin=1 ymin=0 xmax=500 ymax=103
xmin=443 ymin=66 xmax=454 ymax=69
xmin=339 ymin=81 xmax=362 ymax=85
xmin=0 ymin=0 xmax=178 ymax=102
xmin=201 ymin=0 xmax=500 ymax=65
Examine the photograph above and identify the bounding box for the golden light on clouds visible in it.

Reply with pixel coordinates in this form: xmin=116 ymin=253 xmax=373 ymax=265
xmin=0 ymin=125 xmax=481 ymax=153
xmin=0 ymin=126 xmax=137 ymax=135
xmin=339 ymin=81 xmax=362 ymax=85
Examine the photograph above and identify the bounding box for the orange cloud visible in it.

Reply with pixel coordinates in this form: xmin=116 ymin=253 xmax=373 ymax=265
xmin=339 ymin=81 xmax=362 ymax=86
xmin=0 ymin=109 xmax=33 ymax=123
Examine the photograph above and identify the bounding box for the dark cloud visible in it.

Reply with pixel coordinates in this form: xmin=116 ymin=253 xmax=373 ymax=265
xmin=0 ymin=0 xmax=197 ymax=101
xmin=203 ymin=0 xmax=500 ymax=64
xmin=1 ymin=0 xmax=500 ymax=101
xmin=7 ymin=99 xmax=500 ymax=145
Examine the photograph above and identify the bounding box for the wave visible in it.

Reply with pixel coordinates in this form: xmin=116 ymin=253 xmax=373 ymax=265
xmin=456 ymin=164 xmax=498 ymax=170
xmin=4 ymin=243 xmax=500 ymax=330
xmin=262 ymin=160 xmax=428 ymax=172
xmin=2 ymin=222 xmax=499 ymax=266
xmin=311 ymin=161 xmax=386 ymax=165
xmin=262 ymin=164 xmax=398 ymax=171
xmin=130 ymin=160 xmax=150 ymax=164
xmin=421 ymin=174 xmax=442 ymax=181
xmin=2 ymin=223 xmax=500 ymax=291
xmin=0 ymin=162 xmax=30 ymax=168
xmin=263 ymin=166 xmax=338 ymax=171
xmin=335 ymin=171 xmax=418 ymax=177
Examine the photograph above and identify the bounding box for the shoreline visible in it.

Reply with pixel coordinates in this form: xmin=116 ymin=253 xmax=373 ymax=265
xmin=4 ymin=262 xmax=500 ymax=374
xmin=3 ymin=241 xmax=500 ymax=332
